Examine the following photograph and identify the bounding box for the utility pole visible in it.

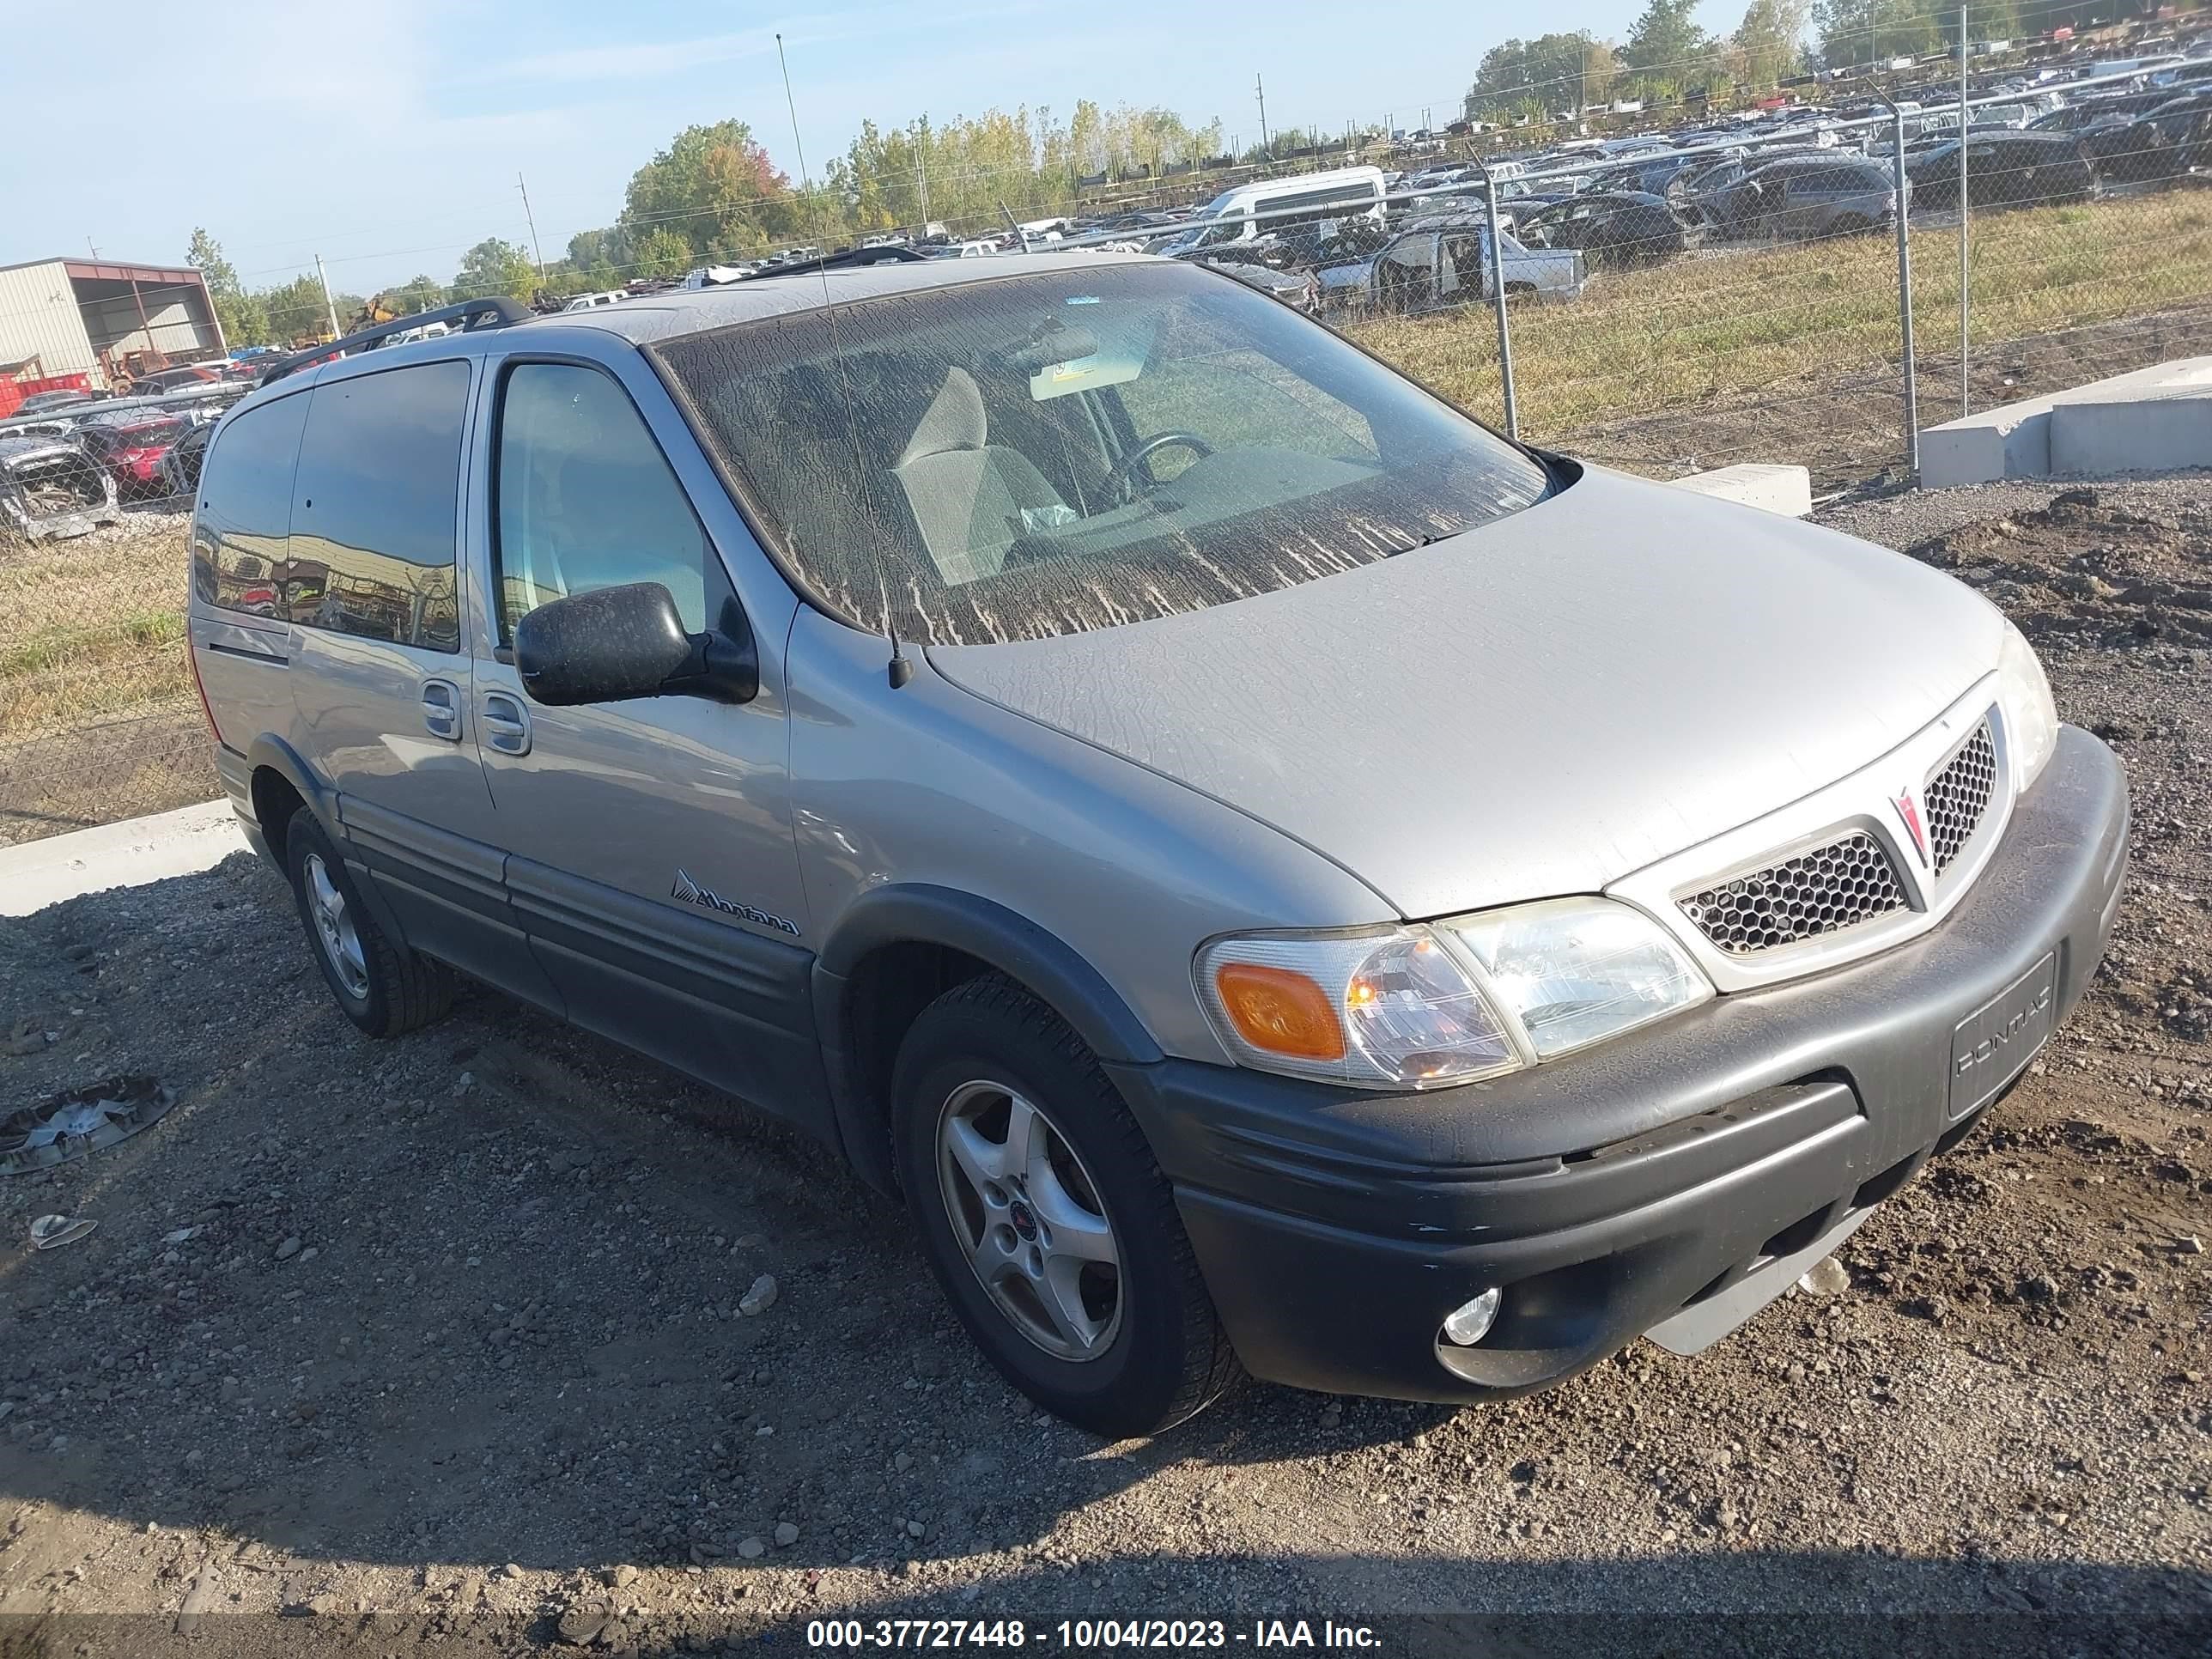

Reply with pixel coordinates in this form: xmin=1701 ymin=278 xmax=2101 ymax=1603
xmin=516 ymin=172 xmax=546 ymax=284
xmin=1255 ymin=73 xmax=1270 ymax=157
xmin=915 ymin=122 xmax=933 ymax=227
xmin=314 ymin=255 xmax=341 ymax=342
xmin=1959 ymin=2 xmax=1971 ymax=417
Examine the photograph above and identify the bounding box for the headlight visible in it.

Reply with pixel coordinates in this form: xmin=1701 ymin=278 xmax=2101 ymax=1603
xmin=1446 ymin=897 xmax=1713 ymax=1059
xmin=1197 ymin=928 xmax=1517 ymax=1089
xmin=1996 ymin=619 xmax=2057 ymax=791
xmin=1196 ymin=899 xmax=1713 ymax=1090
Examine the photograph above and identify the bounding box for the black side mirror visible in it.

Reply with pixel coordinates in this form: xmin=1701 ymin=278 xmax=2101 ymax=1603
xmin=514 ymin=581 xmax=759 ymax=708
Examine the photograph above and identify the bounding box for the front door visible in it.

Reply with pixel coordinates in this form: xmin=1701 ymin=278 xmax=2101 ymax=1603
xmin=466 ymin=355 xmax=822 ymax=1119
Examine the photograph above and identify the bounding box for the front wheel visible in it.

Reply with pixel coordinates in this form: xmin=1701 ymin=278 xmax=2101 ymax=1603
xmin=893 ymin=975 xmax=1238 ymax=1437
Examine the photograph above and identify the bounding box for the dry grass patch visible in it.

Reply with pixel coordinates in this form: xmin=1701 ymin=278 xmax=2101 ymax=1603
xmin=0 ymin=514 xmax=195 ymax=741
xmin=1350 ymin=188 xmax=2212 ymax=441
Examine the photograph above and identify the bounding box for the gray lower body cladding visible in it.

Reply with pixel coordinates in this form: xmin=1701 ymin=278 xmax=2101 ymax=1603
xmin=1109 ymin=726 xmax=2129 ymax=1402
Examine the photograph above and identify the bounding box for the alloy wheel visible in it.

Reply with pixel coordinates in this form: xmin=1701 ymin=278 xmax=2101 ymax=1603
xmin=304 ymin=852 xmax=370 ymax=1000
xmin=935 ymin=1079 xmax=1123 ymax=1362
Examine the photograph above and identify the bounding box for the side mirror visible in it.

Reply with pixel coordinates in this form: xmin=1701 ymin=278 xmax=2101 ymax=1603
xmin=514 ymin=581 xmax=759 ymax=708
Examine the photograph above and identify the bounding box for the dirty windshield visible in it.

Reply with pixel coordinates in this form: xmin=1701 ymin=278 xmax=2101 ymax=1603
xmin=656 ymin=261 xmax=1550 ymax=644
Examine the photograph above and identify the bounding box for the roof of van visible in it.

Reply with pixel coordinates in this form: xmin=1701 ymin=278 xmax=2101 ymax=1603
xmin=526 ymin=248 xmax=1160 ymax=345
xmin=1200 ymin=165 xmax=1386 ymax=202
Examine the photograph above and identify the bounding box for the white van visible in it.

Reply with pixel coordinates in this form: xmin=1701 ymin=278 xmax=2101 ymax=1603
xmin=1161 ymin=165 xmax=1388 ymax=254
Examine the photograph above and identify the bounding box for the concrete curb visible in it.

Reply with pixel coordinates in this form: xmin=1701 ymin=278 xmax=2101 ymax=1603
xmin=0 ymin=799 xmax=244 ymax=918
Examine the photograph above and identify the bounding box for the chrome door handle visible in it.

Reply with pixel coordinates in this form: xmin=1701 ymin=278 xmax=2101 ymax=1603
xmin=482 ymin=690 xmax=532 ymax=757
xmin=421 ymin=678 xmax=462 ymax=741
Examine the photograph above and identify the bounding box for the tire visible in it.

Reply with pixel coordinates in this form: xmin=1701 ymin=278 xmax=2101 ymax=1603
xmin=892 ymin=974 xmax=1238 ymax=1437
xmin=284 ymin=813 xmax=455 ymax=1038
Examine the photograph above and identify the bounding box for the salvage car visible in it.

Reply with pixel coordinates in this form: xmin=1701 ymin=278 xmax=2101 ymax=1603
xmin=1705 ymin=155 xmax=1903 ymax=240
xmin=159 ymin=421 xmax=212 ymax=498
xmin=0 ymin=432 xmax=125 ymax=541
xmin=76 ymin=411 xmax=190 ymax=500
xmin=1513 ymin=191 xmax=1709 ymax=267
xmin=1316 ymin=216 xmax=1586 ymax=313
xmin=2078 ymin=90 xmax=2212 ymax=184
xmin=1905 ymin=132 xmax=2098 ymax=210
xmin=188 ymin=259 xmax=2126 ymax=1437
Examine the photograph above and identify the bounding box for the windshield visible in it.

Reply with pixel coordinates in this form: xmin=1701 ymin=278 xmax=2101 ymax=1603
xmin=656 ymin=262 xmax=1550 ymax=644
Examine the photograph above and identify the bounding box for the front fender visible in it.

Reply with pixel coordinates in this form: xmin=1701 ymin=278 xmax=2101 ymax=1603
xmin=811 ymin=884 xmax=1165 ymax=1194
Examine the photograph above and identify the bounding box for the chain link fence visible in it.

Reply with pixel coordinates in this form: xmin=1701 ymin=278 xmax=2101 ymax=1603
xmin=6 ymin=68 xmax=2209 ymax=852
xmin=0 ymin=512 xmax=210 ymax=849
xmin=1344 ymin=71 xmax=2212 ymax=489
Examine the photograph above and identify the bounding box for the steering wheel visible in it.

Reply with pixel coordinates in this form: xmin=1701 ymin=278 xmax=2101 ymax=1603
xmin=1100 ymin=431 xmax=1216 ymax=504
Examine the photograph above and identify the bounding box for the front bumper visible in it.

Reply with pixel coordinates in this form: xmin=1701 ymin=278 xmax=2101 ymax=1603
xmin=1107 ymin=726 xmax=2129 ymax=1402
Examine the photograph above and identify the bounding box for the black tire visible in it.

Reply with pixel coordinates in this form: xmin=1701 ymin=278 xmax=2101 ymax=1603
xmin=283 ymin=814 xmax=455 ymax=1038
xmin=892 ymin=974 xmax=1238 ymax=1437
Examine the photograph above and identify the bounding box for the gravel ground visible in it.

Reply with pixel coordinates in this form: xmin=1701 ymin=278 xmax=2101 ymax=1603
xmin=0 ymin=480 xmax=2207 ymax=1657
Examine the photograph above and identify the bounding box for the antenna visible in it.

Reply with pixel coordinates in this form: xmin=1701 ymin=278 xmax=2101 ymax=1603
xmin=777 ymin=33 xmax=913 ymax=688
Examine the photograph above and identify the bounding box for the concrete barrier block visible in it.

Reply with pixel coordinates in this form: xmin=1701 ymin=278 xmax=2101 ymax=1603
xmin=1669 ymin=463 xmax=1814 ymax=518
xmin=1920 ymin=356 xmax=2212 ymax=484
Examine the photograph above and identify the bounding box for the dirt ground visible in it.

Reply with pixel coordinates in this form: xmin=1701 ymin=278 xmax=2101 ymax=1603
xmin=0 ymin=481 xmax=2208 ymax=1658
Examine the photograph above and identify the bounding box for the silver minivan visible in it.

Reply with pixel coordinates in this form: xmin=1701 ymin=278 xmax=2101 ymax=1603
xmin=187 ymin=252 xmax=2128 ymax=1437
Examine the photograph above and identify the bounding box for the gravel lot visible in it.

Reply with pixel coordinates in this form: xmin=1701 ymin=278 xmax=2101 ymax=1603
xmin=0 ymin=478 xmax=2208 ymax=1657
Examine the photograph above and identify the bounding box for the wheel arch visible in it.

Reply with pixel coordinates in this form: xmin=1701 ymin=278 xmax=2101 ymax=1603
xmin=243 ymin=732 xmax=337 ymax=861
xmin=811 ymin=885 xmax=1164 ymax=1196
xmin=243 ymin=733 xmax=411 ymax=953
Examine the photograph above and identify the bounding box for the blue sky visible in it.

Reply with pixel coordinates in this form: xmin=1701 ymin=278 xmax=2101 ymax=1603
xmin=3 ymin=0 xmax=1741 ymax=293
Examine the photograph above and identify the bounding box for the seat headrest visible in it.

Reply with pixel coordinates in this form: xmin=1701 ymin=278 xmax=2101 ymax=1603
xmin=896 ymin=367 xmax=988 ymax=467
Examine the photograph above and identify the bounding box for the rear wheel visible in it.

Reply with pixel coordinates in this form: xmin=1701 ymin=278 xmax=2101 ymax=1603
xmin=893 ymin=975 xmax=1237 ymax=1437
xmin=284 ymin=814 xmax=455 ymax=1037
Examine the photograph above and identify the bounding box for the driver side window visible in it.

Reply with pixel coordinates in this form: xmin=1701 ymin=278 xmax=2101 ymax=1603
xmin=1116 ymin=338 xmax=1377 ymax=465
xmin=493 ymin=362 xmax=719 ymax=640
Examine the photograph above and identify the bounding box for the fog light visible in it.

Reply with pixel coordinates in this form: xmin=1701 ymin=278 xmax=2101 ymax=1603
xmin=1440 ymin=1287 xmax=1501 ymax=1346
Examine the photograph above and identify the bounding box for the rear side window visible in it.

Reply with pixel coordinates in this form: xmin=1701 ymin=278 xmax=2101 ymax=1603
xmin=289 ymin=361 xmax=471 ymax=653
xmin=191 ymin=392 xmax=308 ymax=617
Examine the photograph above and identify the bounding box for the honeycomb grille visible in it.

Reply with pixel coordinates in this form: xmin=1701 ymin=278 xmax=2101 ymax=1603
xmin=1679 ymin=832 xmax=1907 ymax=956
xmin=1923 ymin=721 xmax=1997 ymax=875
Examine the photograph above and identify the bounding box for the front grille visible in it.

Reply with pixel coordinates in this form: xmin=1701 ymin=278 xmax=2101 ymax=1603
xmin=1679 ymin=831 xmax=1907 ymax=956
xmin=1923 ymin=721 xmax=1997 ymax=875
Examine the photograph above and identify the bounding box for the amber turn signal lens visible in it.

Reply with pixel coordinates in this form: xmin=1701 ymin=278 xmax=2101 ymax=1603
xmin=1212 ymin=962 xmax=1346 ymax=1061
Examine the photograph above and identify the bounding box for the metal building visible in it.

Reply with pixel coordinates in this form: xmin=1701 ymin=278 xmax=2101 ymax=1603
xmin=0 ymin=257 xmax=225 ymax=391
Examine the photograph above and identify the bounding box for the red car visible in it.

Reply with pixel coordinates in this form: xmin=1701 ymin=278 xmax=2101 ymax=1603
xmin=77 ymin=416 xmax=190 ymax=500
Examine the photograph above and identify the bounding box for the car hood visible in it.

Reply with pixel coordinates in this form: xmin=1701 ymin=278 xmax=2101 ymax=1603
xmin=927 ymin=465 xmax=2006 ymax=920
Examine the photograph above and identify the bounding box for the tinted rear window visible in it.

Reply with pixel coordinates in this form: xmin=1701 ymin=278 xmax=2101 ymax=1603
xmin=288 ymin=361 xmax=471 ymax=652
xmin=191 ymin=392 xmax=309 ymax=617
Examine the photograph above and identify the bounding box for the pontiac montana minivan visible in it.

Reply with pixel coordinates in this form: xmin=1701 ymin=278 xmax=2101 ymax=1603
xmin=187 ymin=252 xmax=2128 ymax=1437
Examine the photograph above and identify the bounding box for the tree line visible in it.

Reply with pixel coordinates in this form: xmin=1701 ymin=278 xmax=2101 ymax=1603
xmin=1463 ymin=0 xmax=2166 ymax=122
xmin=185 ymin=97 xmax=1250 ymax=346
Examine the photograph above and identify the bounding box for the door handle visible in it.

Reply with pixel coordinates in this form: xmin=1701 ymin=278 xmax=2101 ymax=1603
xmin=421 ymin=678 xmax=462 ymax=741
xmin=482 ymin=690 xmax=532 ymax=757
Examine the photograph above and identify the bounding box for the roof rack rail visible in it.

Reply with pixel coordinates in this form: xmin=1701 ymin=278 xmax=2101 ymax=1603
xmin=258 ymin=296 xmax=535 ymax=387
xmin=741 ymin=244 xmax=931 ymax=280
